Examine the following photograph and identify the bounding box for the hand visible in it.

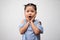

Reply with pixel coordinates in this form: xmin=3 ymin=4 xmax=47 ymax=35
xmin=26 ymin=17 xmax=31 ymax=22
xmin=26 ymin=15 xmax=36 ymax=23
xmin=30 ymin=15 xmax=36 ymax=22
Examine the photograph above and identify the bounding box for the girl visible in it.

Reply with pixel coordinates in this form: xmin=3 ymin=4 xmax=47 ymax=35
xmin=19 ymin=3 xmax=43 ymax=40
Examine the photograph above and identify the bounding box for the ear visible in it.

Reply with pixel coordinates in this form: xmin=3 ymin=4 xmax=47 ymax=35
xmin=35 ymin=12 xmax=37 ymax=16
xmin=35 ymin=11 xmax=37 ymax=14
xmin=34 ymin=13 xmax=37 ymax=18
xmin=24 ymin=10 xmax=26 ymax=15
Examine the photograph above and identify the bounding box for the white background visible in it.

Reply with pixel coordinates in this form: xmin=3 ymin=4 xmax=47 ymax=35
xmin=0 ymin=0 xmax=60 ymax=40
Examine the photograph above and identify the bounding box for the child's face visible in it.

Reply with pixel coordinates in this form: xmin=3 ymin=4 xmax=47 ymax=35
xmin=24 ymin=6 xmax=37 ymax=20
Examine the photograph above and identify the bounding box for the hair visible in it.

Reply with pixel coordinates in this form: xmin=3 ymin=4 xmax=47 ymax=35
xmin=24 ymin=3 xmax=37 ymax=11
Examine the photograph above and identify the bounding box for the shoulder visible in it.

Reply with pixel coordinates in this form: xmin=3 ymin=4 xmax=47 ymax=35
xmin=20 ymin=19 xmax=24 ymax=24
xmin=39 ymin=21 xmax=42 ymax=25
xmin=36 ymin=19 xmax=42 ymax=25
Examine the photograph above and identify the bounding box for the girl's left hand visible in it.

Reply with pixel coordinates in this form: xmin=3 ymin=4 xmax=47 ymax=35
xmin=30 ymin=15 xmax=36 ymax=22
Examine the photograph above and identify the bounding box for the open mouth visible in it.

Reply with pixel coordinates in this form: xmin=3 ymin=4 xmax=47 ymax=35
xmin=28 ymin=16 xmax=32 ymax=20
xmin=29 ymin=16 xmax=32 ymax=18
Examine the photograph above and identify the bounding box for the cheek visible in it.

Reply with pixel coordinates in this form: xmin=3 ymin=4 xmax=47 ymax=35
xmin=24 ymin=13 xmax=28 ymax=18
xmin=32 ymin=12 xmax=36 ymax=15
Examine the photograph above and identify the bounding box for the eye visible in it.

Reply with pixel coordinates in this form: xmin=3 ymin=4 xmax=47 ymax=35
xmin=31 ymin=10 xmax=34 ymax=12
xmin=27 ymin=10 xmax=29 ymax=12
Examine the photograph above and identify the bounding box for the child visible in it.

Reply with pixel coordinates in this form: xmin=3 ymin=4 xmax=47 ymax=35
xmin=19 ymin=3 xmax=43 ymax=40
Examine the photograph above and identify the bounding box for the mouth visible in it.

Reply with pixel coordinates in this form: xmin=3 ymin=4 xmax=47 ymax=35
xmin=28 ymin=16 xmax=32 ymax=20
xmin=29 ymin=16 xmax=32 ymax=18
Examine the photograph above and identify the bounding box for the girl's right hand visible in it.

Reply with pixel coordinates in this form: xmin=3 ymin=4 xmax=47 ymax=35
xmin=26 ymin=17 xmax=30 ymax=22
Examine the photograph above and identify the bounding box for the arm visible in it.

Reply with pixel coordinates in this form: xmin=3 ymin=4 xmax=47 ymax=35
xmin=19 ymin=20 xmax=29 ymax=34
xmin=30 ymin=21 xmax=41 ymax=35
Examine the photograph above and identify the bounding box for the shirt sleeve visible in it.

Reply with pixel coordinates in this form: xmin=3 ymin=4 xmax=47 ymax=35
xmin=36 ymin=21 xmax=43 ymax=34
xmin=18 ymin=23 xmax=25 ymax=28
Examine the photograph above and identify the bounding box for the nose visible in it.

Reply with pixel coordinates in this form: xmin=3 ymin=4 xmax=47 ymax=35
xmin=28 ymin=12 xmax=32 ymax=15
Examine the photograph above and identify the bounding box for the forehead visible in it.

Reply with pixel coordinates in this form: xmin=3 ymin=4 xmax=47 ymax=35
xmin=25 ymin=6 xmax=35 ymax=10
